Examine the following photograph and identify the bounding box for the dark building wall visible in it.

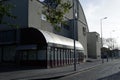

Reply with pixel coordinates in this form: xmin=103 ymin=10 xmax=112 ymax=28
xmin=0 ymin=0 xmax=28 ymax=30
xmin=0 ymin=48 xmax=2 ymax=62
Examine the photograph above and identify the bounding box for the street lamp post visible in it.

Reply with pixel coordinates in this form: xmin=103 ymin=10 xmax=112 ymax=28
xmin=100 ymin=17 xmax=107 ymax=63
xmin=73 ymin=0 xmax=77 ymax=71
xmin=100 ymin=17 xmax=107 ymax=47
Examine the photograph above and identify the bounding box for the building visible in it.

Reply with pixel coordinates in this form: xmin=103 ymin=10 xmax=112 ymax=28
xmin=0 ymin=0 xmax=89 ymax=68
xmin=87 ymin=32 xmax=101 ymax=59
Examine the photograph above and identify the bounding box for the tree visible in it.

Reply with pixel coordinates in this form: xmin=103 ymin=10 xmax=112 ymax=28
xmin=0 ymin=0 xmax=16 ymax=26
xmin=104 ymin=38 xmax=116 ymax=50
xmin=42 ymin=0 xmax=72 ymax=30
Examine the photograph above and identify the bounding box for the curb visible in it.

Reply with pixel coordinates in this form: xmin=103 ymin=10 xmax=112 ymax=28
xmin=29 ymin=64 xmax=102 ymax=80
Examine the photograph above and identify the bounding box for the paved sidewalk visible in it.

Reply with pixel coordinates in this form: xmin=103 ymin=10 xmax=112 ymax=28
xmin=0 ymin=59 xmax=104 ymax=80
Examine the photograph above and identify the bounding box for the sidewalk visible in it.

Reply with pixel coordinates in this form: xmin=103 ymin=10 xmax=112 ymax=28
xmin=0 ymin=59 xmax=103 ymax=80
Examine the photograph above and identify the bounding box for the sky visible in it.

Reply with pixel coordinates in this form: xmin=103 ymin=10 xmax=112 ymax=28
xmin=80 ymin=0 xmax=120 ymax=49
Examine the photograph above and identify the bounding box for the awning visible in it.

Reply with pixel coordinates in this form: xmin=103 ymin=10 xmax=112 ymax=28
xmin=40 ymin=30 xmax=84 ymax=50
xmin=20 ymin=28 xmax=84 ymax=51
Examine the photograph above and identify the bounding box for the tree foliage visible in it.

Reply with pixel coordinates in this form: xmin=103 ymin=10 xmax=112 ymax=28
xmin=42 ymin=0 xmax=72 ymax=29
xmin=0 ymin=0 xmax=16 ymax=26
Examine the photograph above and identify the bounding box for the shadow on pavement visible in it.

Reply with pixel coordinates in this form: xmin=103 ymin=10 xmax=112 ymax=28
xmin=0 ymin=63 xmax=44 ymax=73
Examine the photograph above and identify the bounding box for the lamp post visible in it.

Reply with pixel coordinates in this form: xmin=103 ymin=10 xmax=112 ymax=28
xmin=73 ymin=0 xmax=77 ymax=71
xmin=100 ymin=17 xmax=107 ymax=63
xmin=100 ymin=17 xmax=107 ymax=47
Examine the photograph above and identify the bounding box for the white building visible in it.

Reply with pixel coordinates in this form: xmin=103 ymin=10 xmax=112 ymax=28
xmin=87 ymin=32 xmax=101 ymax=59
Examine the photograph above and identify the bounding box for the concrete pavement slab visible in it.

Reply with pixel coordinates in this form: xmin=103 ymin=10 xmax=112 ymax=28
xmin=0 ymin=59 xmax=105 ymax=80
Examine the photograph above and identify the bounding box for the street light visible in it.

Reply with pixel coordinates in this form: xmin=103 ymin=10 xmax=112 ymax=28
xmin=100 ymin=17 xmax=107 ymax=63
xmin=73 ymin=0 xmax=77 ymax=71
xmin=100 ymin=17 xmax=107 ymax=48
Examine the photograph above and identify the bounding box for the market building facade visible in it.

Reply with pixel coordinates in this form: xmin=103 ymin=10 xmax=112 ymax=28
xmin=0 ymin=0 xmax=89 ymax=68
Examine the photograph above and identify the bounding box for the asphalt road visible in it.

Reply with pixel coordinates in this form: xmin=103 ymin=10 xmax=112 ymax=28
xmin=51 ymin=59 xmax=120 ymax=80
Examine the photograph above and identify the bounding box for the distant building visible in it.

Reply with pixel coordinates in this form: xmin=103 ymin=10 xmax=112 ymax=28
xmin=0 ymin=0 xmax=89 ymax=68
xmin=87 ymin=32 xmax=101 ymax=59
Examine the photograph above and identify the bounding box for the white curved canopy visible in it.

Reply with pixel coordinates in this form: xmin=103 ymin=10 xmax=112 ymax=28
xmin=40 ymin=30 xmax=84 ymax=51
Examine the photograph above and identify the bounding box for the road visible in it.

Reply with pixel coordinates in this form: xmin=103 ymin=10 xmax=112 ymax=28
xmin=51 ymin=59 xmax=120 ymax=80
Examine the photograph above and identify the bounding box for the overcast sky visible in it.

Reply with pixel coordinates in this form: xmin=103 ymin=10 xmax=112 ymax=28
xmin=80 ymin=0 xmax=120 ymax=48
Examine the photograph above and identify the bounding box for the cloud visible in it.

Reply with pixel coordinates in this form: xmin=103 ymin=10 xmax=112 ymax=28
xmin=81 ymin=0 xmax=120 ymax=33
xmin=80 ymin=0 xmax=120 ymax=48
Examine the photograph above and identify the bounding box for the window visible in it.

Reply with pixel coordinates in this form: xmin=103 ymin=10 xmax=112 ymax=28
xmin=22 ymin=52 xmax=27 ymax=61
xmin=62 ymin=20 xmax=71 ymax=30
xmin=62 ymin=24 xmax=70 ymax=30
xmin=41 ymin=14 xmax=47 ymax=21
xmin=38 ymin=0 xmax=58 ymax=8
xmin=0 ymin=30 xmax=16 ymax=43
xmin=28 ymin=51 xmax=37 ymax=60
xmin=96 ymin=34 xmax=99 ymax=41
xmin=38 ymin=0 xmax=45 ymax=2
xmin=82 ymin=27 xmax=86 ymax=35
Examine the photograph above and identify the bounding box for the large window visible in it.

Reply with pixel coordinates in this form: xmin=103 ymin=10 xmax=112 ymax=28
xmin=28 ymin=51 xmax=37 ymax=60
xmin=38 ymin=50 xmax=46 ymax=60
xmin=62 ymin=20 xmax=70 ymax=31
xmin=3 ymin=46 xmax=16 ymax=61
xmin=0 ymin=30 xmax=16 ymax=43
xmin=22 ymin=52 xmax=27 ymax=61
